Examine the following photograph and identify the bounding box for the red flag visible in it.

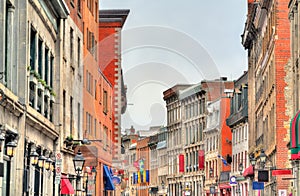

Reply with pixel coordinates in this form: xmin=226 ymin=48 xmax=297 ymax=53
xmin=198 ymin=150 xmax=205 ymax=170
xmin=179 ymin=154 xmax=184 ymax=173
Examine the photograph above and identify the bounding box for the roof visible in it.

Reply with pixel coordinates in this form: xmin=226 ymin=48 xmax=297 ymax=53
xmin=179 ymin=83 xmax=205 ymax=100
xmin=156 ymin=141 xmax=167 ymax=150
xmin=99 ymin=9 xmax=130 ymax=26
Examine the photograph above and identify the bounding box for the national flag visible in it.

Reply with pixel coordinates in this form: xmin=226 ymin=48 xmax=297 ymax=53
xmin=217 ymin=155 xmax=228 ymax=166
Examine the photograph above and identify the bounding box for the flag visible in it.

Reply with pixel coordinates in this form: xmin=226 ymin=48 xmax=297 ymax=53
xmin=217 ymin=155 xmax=228 ymax=166
xmin=143 ymin=170 xmax=146 ymax=182
xmin=138 ymin=171 xmax=141 ymax=183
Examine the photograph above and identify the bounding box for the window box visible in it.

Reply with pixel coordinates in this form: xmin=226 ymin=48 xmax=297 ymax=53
xmin=37 ymin=82 xmax=44 ymax=91
xmin=44 ymin=88 xmax=50 ymax=97
xmin=50 ymin=95 xmax=55 ymax=102
xmin=29 ymin=74 xmax=37 ymax=83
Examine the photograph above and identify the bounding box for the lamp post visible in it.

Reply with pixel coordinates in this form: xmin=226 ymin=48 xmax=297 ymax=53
xmin=6 ymin=140 xmax=17 ymax=158
xmin=259 ymin=149 xmax=267 ymax=168
xmin=73 ymin=150 xmax=85 ymax=196
xmin=237 ymin=163 xmax=243 ymax=196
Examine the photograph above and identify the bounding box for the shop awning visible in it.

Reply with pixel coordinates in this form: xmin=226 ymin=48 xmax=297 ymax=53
xmin=103 ymin=165 xmax=115 ymax=190
xmin=272 ymin=169 xmax=292 ymax=176
xmin=243 ymin=165 xmax=254 ymax=178
xmin=219 ymin=184 xmax=231 ymax=189
xmin=61 ymin=177 xmax=75 ymax=194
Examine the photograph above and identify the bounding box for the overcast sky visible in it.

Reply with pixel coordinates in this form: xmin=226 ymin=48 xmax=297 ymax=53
xmin=100 ymin=0 xmax=248 ymax=131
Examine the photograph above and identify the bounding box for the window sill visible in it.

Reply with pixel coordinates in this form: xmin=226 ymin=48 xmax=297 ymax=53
xmin=70 ymin=1 xmax=75 ymax=8
xmin=77 ymin=11 xmax=82 ymax=18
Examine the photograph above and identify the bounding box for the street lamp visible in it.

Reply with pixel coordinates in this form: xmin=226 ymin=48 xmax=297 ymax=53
xmin=30 ymin=149 xmax=39 ymax=166
xmin=73 ymin=150 xmax=85 ymax=174
xmin=44 ymin=157 xmax=53 ymax=170
xmin=250 ymin=154 xmax=256 ymax=167
xmin=238 ymin=163 xmax=244 ymax=175
xmin=259 ymin=149 xmax=267 ymax=167
xmin=6 ymin=140 xmax=17 ymax=158
xmin=38 ymin=154 xmax=46 ymax=168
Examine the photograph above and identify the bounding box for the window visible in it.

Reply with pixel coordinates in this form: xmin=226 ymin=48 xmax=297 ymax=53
xmin=38 ymin=38 xmax=43 ymax=77
xmin=70 ymin=27 xmax=74 ymax=63
xmin=103 ymin=90 xmax=108 ymax=114
xmin=70 ymin=96 xmax=73 ymax=136
xmin=94 ymin=118 xmax=97 ymax=137
xmin=63 ymin=90 xmax=66 ymax=128
xmin=77 ymin=38 xmax=81 ymax=67
xmin=94 ymin=80 xmax=97 ymax=99
xmin=86 ymin=112 xmax=92 ymax=135
xmin=30 ymin=28 xmax=36 ymax=70
xmin=77 ymin=0 xmax=81 ymax=13
xmin=77 ymin=103 xmax=81 ymax=138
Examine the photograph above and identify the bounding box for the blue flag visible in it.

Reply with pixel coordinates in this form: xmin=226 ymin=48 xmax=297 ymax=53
xmin=217 ymin=155 xmax=228 ymax=166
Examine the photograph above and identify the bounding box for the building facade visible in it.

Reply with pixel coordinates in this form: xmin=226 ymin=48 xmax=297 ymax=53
xmin=288 ymin=0 xmax=300 ymax=195
xmin=179 ymin=83 xmax=206 ymax=196
xmin=157 ymin=127 xmax=168 ymax=196
xmin=163 ymin=84 xmax=191 ymax=196
xmin=242 ymin=0 xmax=291 ymax=194
xmin=202 ymin=79 xmax=234 ymax=196
xmin=226 ymin=72 xmax=249 ymax=196
xmin=98 ymin=10 xmax=129 ymax=166
xmin=0 ymin=0 xmax=69 ymax=195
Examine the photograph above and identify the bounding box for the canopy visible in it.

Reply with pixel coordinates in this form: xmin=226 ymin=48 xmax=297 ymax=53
xmin=61 ymin=177 xmax=75 ymax=194
xmin=243 ymin=165 xmax=254 ymax=178
xmin=103 ymin=165 xmax=115 ymax=190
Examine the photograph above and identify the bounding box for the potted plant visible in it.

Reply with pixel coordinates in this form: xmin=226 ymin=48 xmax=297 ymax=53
xmin=44 ymin=85 xmax=50 ymax=97
xmin=64 ymin=135 xmax=74 ymax=148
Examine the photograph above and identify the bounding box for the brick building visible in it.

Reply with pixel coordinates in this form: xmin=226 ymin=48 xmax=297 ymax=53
xmin=226 ymin=72 xmax=249 ymax=196
xmin=99 ymin=10 xmax=129 ymax=165
xmin=242 ymin=0 xmax=291 ymax=194
xmin=288 ymin=0 xmax=300 ymax=195
xmin=202 ymin=79 xmax=233 ymax=196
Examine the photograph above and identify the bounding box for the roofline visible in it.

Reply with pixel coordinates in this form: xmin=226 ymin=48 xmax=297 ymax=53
xmin=99 ymin=9 xmax=130 ymax=27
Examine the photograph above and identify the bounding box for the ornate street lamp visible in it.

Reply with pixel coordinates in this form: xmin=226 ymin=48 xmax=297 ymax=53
xmin=6 ymin=140 xmax=17 ymax=158
xmin=260 ymin=149 xmax=267 ymax=167
xmin=73 ymin=150 xmax=85 ymax=175
xmin=30 ymin=150 xmax=39 ymax=166
xmin=250 ymin=154 xmax=256 ymax=167
xmin=44 ymin=157 xmax=53 ymax=171
xmin=38 ymin=154 xmax=46 ymax=168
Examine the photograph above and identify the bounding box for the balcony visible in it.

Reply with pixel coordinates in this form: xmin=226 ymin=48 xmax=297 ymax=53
xmin=226 ymin=106 xmax=248 ymax=127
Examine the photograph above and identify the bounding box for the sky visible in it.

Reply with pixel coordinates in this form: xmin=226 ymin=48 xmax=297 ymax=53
xmin=100 ymin=0 xmax=248 ymax=132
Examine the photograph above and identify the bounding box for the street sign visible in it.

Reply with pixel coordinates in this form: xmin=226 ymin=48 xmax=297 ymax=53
xmin=55 ymin=152 xmax=62 ymax=184
xmin=230 ymin=176 xmax=237 ymax=185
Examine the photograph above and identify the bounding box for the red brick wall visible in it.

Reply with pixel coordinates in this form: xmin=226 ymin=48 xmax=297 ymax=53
xmin=220 ymin=97 xmax=232 ymax=172
xmin=65 ymin=0 xmax=84 ymax=31
xmin=275 ymin=0 xmax=290 ymax=190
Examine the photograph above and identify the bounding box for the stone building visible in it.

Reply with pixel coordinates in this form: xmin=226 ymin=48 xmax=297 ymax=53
xmin=288 ymin=0 xmax=300 ymax=195
xmin=163 ymin=84 xmax=192 ymax=196
xmin=59 ymin=0 xmax=84 ymax=191
xmin=156 ymin=127 xmax=168 ymax=196
xmin=0 ymin=0 xmax=69 ymax=195
xmin=179 ymin=83 xmax=206 ymax=196
xmin=226 ymin=72 xmax=249 ymax=196
xmin=242 ymin=0 xmax=291 ymax=194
